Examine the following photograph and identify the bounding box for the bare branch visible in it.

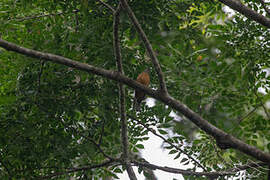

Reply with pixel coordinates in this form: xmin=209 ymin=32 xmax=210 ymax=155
xmin=259 ymin=0 xmax=270 ymax=16
xmin=237 ymin=104 xmax=260 ymax=124
xmin=119 ymin=0 xmax=168 ymax=94
xmin=39 ymin=159 xmax=115 ymax=179
xmin=133 ymin=160 xmax=269 ymax=178
xmin=127 ymin=114 xmax=206 ymax=171
xmin=97 ymin=0 xmax=115 ymax=13
xmin=254 ymin=90 xmax=270 ymax=120
xmin=132 ymin=161 xmax=234 ymax=178
xmin=113 ymin=5 xmax=137 ymax=179
xmin=0 ymin=38 xmax=270 ymax=163
xmin=218 ymin=0 xmax=270 ymax=28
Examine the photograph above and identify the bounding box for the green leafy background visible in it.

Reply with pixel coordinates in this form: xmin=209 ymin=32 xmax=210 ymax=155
xmin=0 ymin=0 xmax=270 ymax=179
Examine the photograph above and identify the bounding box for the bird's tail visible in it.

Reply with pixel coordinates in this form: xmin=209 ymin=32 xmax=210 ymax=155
xmin=133 ymin=98 xmax=141 ymax=111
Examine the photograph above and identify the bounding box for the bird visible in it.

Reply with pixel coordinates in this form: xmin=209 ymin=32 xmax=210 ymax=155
xmin=133 ymin=68 xmax=150 ymax=111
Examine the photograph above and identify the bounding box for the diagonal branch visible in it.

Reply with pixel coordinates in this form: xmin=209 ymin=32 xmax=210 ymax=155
xmin=237 ymin=104 xmax=260 ymax=124
xmin=119 ymin=0 xmax=168 ymax=94
xmin=254 ymin=90 xmax=270 ymax=120
xmin=113 ymin=5 xmax=137 ymax=180
xmin=0 ymin=38 xmax=270 ymax=163
xmin=127 ymin=114 xmax=206 ymax=171
xmin=133 ymin=160 xmax=269 ymax=178
xmin=68 ymin=126 xmax=115 ymax=161
xmin=39 ymin=159 xmax=115 ymax=179
xmin=97 ymin=0 xmax=116 ymax=13
xmin=218 ymin=0 xmax=270 ymax=28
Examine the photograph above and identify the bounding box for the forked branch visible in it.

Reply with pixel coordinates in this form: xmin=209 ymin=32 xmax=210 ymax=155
xmin=97 ymin=0 xmax=115 ymax=13
xmin=119 ymin=0 xmax=168 ymax=94
xmin=0 ymin=38 xmax=270 ymax=164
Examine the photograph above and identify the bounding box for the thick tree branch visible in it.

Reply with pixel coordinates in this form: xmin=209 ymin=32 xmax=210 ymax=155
xmin=218 ymin=0 xmax=270 ymax=28
xmin=39 ymin=159 xmax=115 ymax=179
xmin=127 ymin=114 xmax=206 ymax=171
xmin=0 ymin=38 xmax=270 ymax=163
xmin=119 ymin=0 xmax=168 ymax=94
xmin=133 ymin=160 xmax=269 ymax=178
xmin=113 ymin=5 xmax=137 ymax=180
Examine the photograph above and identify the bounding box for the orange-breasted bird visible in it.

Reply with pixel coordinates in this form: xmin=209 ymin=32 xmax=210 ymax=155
xmin=133 ymin=68 xmax=150 ymax=111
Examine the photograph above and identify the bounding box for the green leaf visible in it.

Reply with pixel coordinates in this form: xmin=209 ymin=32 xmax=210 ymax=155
xmin=136 ymin=144 xmax=144 ymax=149
xmin=169 ymin=149 xmax=178 ymax=154
xmin=180 ymin=158 xmax=188 ymax=163
xmin=158 ymin=129 xmax=168 ymax=135
xmin=174 ymin=152 xmax=181 ymax=160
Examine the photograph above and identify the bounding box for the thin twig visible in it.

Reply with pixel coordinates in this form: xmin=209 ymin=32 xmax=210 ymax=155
xmin=237 ymin=104 xmax=260 ymax=124
xmin=259 ymin=0 xmax=270 ymax=16
xmin=227 ymin=161 xmax=268 ymax=172
xmin=36 ymin=60 xmax=45 ymax=94
xmin=39 ymin=159 xmax=115 ymax=179
xmin=98 ymin=118 xmax=105 ymax=145
xmin=254 ymin=88 xmax=270 ymax=120
xmin=113 ymin=4 xmax=137 ymax=180
xmin=97 ymin=0 xmax=115 ymax=13
xmin=68 ymin=125 xmax=115 ymax=161
xmin=127 ymin=114 xmax=206 ymax=171
xmin=119 ymin=0 xmax=168 ymax=94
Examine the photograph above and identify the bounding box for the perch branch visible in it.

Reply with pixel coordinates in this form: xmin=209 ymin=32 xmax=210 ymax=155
xmin=0 ymin=38 xmax=270 ymax=163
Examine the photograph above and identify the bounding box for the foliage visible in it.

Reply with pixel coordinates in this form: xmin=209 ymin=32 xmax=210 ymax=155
xmin=0 ymin=0 xmax=270 ymax=179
